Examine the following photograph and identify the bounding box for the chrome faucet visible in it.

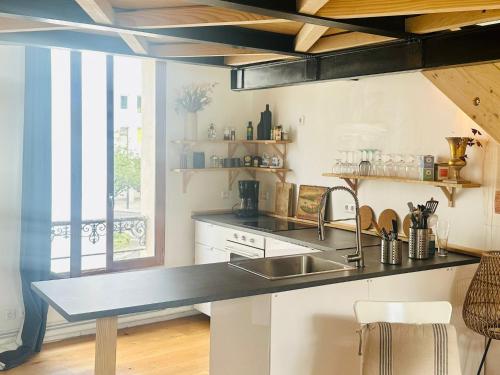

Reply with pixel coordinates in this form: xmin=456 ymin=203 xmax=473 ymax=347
xmin=317 ymin=186 xmax=364 ymax=268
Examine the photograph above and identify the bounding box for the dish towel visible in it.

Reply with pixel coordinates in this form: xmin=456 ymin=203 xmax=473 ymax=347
xmin=360 ymin=322 xmax=461 ymax=375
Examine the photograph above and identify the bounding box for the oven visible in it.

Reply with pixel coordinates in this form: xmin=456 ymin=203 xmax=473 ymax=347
xmin=225 ymin=229 xmax=265 ymax=262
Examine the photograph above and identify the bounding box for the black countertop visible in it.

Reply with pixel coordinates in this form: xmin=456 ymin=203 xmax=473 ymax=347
xmin=192 ymin=213 xmax=381 ymax=250
xmin=32 ymin=245 xmax=478 ymax=323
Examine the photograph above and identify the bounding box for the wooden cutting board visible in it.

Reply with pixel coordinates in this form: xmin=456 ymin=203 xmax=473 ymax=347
xmin=402 ymin=214 xmax=412 ymax=237
xmin=359 ymin=205 xmax=374 ymax=230
xmin=275 ymin=182 xmax=294 ymax=217
xmin=378 ymin=209 xmax=399 ymax=234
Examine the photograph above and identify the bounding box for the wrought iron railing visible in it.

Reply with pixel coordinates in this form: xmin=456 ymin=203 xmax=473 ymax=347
xmin=51 ymin=215 xmax=147 ymax=248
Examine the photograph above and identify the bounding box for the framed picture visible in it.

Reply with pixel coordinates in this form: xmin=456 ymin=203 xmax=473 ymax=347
xmin=296 ymin=185 xmax=328 ymax=221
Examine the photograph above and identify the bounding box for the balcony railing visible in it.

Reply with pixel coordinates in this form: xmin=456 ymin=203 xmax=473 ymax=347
xmin=51 ymin=215 xmax=147 ymax=248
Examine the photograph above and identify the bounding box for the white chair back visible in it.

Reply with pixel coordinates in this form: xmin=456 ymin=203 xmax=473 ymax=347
xmin=354 ymin=301 xmax=452 ymax=324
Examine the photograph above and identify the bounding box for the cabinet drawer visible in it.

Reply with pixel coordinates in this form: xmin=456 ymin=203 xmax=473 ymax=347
xmin=195 ymin=220 xmax=228 ymax=249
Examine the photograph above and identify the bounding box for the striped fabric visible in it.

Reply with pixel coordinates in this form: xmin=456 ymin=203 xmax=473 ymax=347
xmin=360 ymin=323 xmax=461 ymax=375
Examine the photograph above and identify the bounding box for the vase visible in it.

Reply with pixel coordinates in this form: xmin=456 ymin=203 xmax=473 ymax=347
xmin=184 ymin=112 xmax=198 ymax=140
xmin=445 ymin=137 xmax=469 ymax=183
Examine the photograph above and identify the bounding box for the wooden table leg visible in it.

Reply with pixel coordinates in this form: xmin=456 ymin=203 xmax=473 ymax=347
xmin=95 ymin=316 xmax=118 ymax=375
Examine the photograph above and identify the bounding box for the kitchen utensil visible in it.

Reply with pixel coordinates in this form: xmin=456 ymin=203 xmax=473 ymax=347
xmin=275 ymin=182 xmax=294 ymax=217
xmin=391 ymin=219 xmax=398 ymax=240
xmin=409 ymin=227 xmax=431 ymax=259
xmin=402 ymin=214 xmax=411 ymax=237
xmin=378 ymin=209 xmax=399 ymax=234
xmin=427 ymin=214 xmax=438 ymax=230
xmin=381 ymin=227 xmax=389 ymax=240
xmin=381 ymin=239 xmax=403 ymax=265
xmin=359 ymin=205 xmax=374 ymax=230
xmin=425 ymin=198 xmax=439 ymax=214
xmin=407 ymin=202 xmax=415 ymax=212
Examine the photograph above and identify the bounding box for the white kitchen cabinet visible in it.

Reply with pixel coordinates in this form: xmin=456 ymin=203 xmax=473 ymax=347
xmin=194 ymin=242 xmax=230 ymax=316
xmin=210 ymin=265 xmax=479 ymax=375
xmin=194 ymin=220 xmax=229 ymax=249
xmin=265 ymin=237 xmax=320 ymax=257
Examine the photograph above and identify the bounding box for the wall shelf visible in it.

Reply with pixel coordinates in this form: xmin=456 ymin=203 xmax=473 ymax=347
xmin=322 ymin=173 xmax=481 ymax=207
xmin=172 ymin=167 xmax=291 ymax=193
xmin=171 ymin=139 xmax=292 ymax=193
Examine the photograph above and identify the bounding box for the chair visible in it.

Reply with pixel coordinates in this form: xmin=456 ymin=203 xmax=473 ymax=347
xmin=354 ymin=301 xmax=461 ymax=375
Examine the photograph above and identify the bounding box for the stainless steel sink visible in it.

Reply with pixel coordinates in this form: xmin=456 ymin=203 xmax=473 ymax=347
xmin=229 ymin=254 xmax=353 ymax=280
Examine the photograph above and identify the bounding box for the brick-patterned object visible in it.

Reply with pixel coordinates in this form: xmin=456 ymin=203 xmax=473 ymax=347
xmin=463 ymin=251 xmax=500 ymax=340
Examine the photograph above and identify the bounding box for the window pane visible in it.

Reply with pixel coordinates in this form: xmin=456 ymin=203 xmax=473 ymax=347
xmin=51 ymin=49 xmax=71 ymax=274
xmin=81 ymin=51 xmax=107 ymax=271
xmin=113 ymin=56 xmax=155 ymax=261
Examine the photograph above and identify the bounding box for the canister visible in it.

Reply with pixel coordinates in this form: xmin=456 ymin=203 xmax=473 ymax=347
xmin=409 ymin=228 xmax=430 ymax=259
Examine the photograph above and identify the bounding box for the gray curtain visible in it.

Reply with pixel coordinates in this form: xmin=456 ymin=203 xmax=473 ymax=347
xmin=0 ymin=46 xmax=52 ymax=370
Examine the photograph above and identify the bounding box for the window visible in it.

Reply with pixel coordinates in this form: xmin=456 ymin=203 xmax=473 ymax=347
xmin=137 ymin=95 xmax=142 ymax=113
xmin=120 ymin=95 xmax=128 ymax=109
xmin=50 ymin=50 xmax=165 ymax=277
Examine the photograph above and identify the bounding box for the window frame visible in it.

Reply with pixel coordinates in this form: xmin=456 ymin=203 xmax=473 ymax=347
xmin=51 ymin=52 xmax=165 ymax=278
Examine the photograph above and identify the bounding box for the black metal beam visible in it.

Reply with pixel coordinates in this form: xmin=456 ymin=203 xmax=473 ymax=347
xmin=189 ymin=0 xmax=411 ymax=39
xmin=0 ymin=30 xmax=228 ymax=67
xmin=0 ymin=0 xmax=307 ymax=57
xmin=231 ymin=26 xmax=500 ymax=90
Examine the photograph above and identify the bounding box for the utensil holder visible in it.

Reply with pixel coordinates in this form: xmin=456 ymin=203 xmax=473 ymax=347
xmin=409 ymin=228 xmax=430 ymax=259
xmin=381 ymin=239 xmax=403 ymax=265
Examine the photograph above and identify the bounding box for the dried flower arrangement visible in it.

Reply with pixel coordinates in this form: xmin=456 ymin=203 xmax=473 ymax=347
xmin=462 ymin=128 xmax=484 ymax=160
xmin=174 ymin=82 xmax=217 ymax=114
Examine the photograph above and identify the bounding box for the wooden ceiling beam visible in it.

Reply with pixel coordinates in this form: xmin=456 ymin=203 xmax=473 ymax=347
xmin=317 ymin=0 xmax=500 ymax=19
xmin=309 ymin=32 xmax=394 ymax=54
xmin=150 ymin=42 xmax=258 ymax=57
xmin=294 ymin=0 xmax=329 ymax=52
xmin=115 ymin=6 xmax=284 ymax=28
xmin=406 ymin=9 xmax=500 ymax=33
xmin=75 ymin=0 xmax=149 ymax=54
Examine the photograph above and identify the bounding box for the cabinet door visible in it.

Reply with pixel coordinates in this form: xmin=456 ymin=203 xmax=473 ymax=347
xmin=195 ymin=220 xmax=228 ymax=249
xmin=270 ymin=280 xmax=369 ymax=375
xmin=265 ymin=238 xmax=320 ymax=257
xmin=194 ymin=243 xmax=229 ymax=316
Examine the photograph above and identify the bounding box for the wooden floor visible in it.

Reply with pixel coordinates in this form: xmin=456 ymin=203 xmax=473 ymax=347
xmin=9 ymin=315 xmax=210 ymax=375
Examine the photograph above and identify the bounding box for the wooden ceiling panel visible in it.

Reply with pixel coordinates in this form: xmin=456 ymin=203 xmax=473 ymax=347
xmin=116 ymin=6 xmax=281 ymax=28
xmin=150 ymin=42 xmax=258 ymax=57
xmin=317 ymin=0 xmax=500 ymax=19
xmin=225 ymin=54 xmax=293 ymax=66
xmin=109 ymin=0 xmax=193 ymax=10
xmin=309 ymin=32 xmax=394 ymax=53
xmin=240 ymin=21 xmax=304 ymax=35
xmin=406 ymin=10 xmax=500 ymax=33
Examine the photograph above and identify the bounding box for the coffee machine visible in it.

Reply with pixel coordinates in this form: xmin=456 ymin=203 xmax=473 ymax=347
xmin=236 ymin=180 xmax=259 ymax=217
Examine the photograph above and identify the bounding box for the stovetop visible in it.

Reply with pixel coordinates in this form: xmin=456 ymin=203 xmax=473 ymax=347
xmin=240 ymin=217 xmax=316 ymax=233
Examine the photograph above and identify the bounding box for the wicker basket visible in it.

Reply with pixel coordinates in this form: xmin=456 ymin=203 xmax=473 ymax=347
xmin=463 ymin=251 xmax=500 ymax=340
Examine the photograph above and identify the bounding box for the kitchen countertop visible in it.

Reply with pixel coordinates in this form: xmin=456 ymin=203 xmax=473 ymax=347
xmin=192 ymin=213 xmax=381 ymax=250
xmin=32 ymin=245 xmax=478 ymax=322
xmin=32 ymin=213 xmax=479 ymax=322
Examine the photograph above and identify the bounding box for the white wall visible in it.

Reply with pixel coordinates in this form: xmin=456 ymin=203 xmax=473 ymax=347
xmin=251 ymin=72 xmax=498 ymax=251
xmin=164 ymin=62 xmax=253 ymax=267
xmin=0 ymin=46 xmax=25 ymax=346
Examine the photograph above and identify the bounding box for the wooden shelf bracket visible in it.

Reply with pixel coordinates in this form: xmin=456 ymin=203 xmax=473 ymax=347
xmin=182 ymin=171 xmax=194 ymax=194
xmin=439 ymin=186 xmax=456 ymax=207
xmin=341 ymin=178 xmax=359 ymax=193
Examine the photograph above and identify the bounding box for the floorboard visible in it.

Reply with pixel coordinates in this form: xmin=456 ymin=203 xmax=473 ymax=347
xmin=8 ymin=315 xmax=210 ymax=375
